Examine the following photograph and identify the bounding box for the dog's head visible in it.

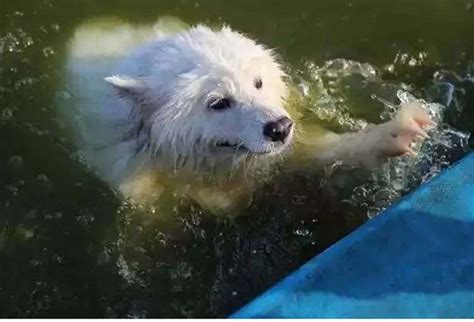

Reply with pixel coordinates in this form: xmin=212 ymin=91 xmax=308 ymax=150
xmin=105 ymin=25 xmax=293 ymax=169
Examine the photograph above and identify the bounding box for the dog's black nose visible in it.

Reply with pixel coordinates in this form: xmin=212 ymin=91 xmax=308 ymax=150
xmin=263 ymin=116 xmax=293 ymax=142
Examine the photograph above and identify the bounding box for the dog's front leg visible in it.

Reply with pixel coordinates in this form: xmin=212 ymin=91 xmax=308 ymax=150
xmin=304 ymin=102 xmax=435 ymax=169
xmin=119 ymin=170 xmax=165 ymax=202
xmin=186 ymin=184 xmax=252 ymax=215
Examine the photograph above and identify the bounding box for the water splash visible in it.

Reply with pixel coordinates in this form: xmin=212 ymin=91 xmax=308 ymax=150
xmin=354 ymin=91 xmax=470 ymax=218
xmin=296 ymin=59 xmax=471 ymax=219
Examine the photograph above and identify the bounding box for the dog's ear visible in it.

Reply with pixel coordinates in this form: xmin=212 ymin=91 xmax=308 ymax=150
xmin=104 ymin=75 xmax=148 ymax=103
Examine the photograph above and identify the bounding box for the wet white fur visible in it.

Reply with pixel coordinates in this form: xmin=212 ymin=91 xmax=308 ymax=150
xmin=62 ymin=21 xmax=292 ymax=195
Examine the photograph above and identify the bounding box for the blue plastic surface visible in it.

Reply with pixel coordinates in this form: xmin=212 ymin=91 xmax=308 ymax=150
xmin=232 ymin=153 xmax=474 ymax=318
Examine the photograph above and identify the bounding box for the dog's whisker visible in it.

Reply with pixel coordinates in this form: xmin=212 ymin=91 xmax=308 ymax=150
xmin=242 ymin=152 xmax=253 ymax=185
xmin=229 ymin=142 xmax=245 ymax=181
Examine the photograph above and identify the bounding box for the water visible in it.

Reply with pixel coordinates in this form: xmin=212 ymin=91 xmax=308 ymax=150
xmin=1 ymin=0 xmax=473 ymax=317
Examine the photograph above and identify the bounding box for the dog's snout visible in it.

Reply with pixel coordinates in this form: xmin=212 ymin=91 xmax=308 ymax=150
xmin=263 ymin=116 xmax=293 ymax=142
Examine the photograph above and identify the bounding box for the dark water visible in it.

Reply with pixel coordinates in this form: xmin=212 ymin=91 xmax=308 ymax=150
xmin=1 ymin=0 xmax=473 ymax=317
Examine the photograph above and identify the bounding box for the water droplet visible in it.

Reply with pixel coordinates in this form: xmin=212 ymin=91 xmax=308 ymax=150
xmin=7 ymin=155 xmax=23 ymax=171
xmin=37 ymin=174 xmax=49 ymax=183
xmin=42 ymin=47 xmax=54 ymax=57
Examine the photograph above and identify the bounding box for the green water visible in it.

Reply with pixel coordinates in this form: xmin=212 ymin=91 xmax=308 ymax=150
xmin=1 ymin=0 xmax=473 ymax=317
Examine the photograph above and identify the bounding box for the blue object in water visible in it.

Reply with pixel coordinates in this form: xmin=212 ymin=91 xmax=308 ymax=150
xmin=232 ymin=153 xmax=474 ymax=318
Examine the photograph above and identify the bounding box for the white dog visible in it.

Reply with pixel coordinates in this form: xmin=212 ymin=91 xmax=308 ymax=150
xmin=61 ymin=22 xmax=433 ymax=209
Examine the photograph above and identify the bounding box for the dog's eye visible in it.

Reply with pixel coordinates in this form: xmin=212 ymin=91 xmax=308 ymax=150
xmin=254 ymin=77 xmax=263 ymax=90
xmin=208 ymin=98 xmax=231 ymax=110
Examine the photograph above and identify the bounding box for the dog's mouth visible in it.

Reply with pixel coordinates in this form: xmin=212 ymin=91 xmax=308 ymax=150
xmin=214 ymin=141 xmax=285 ymax=155
xmin=215 ymin=141 xmax=250 ymax=151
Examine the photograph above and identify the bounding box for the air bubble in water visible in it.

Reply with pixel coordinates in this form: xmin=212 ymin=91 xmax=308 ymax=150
xmin=42 ymin=47 xmax=54 ymax=57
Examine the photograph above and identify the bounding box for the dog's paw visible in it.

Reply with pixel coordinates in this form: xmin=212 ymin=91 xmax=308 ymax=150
xmin=381 ymin=102 xmax=435 ymax=157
